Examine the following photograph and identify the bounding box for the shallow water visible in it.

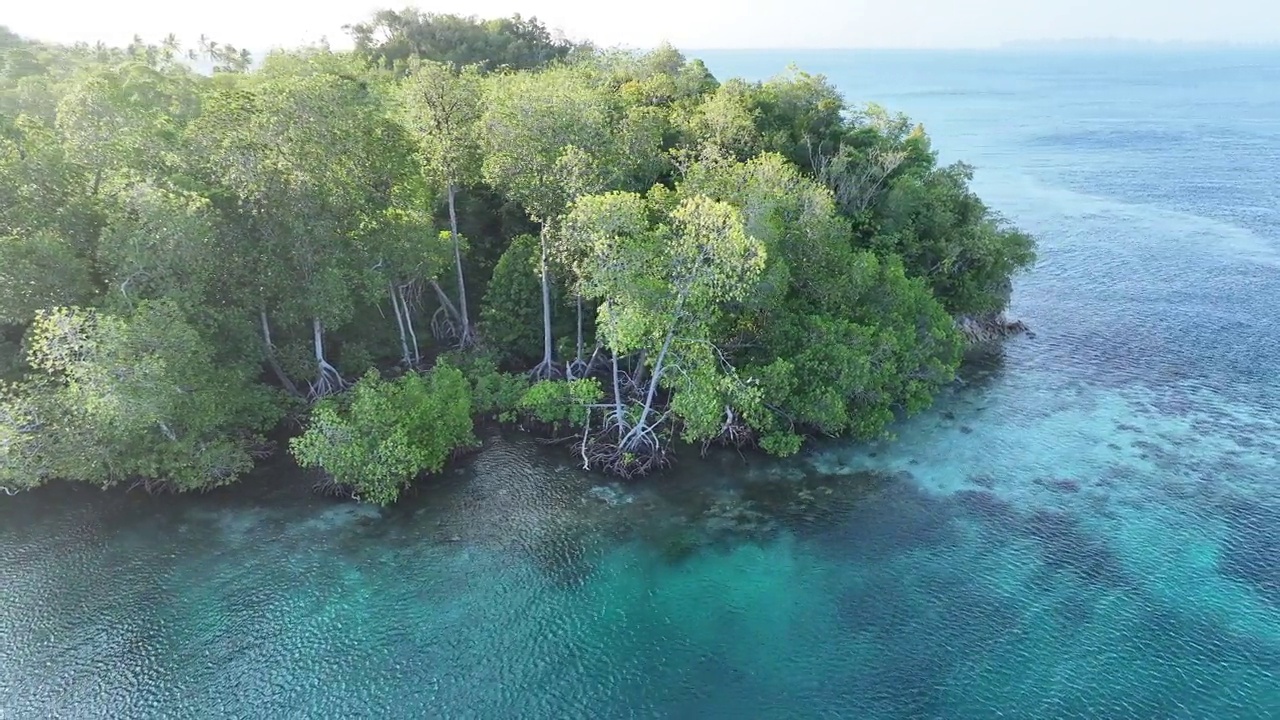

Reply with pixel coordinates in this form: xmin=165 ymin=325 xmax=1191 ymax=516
xmin=3 ymin=49 xmax=1279 ymax=718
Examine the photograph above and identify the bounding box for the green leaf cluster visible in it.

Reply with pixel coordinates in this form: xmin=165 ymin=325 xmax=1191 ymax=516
xmin=448 ymin=352 xmax=529 ymax=422
xmin=1 ymin=301 xmax=280 ymax=490
xmin=517 ymin=378 xmax=604 ymax=428
xmin=289 ymin=364 xmax=475 ymax=505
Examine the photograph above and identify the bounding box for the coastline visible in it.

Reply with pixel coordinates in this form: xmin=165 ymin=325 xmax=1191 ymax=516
xmin=957 ymin=313 xmax=1032 ymax=343
xmin=7 ymin=335 xmax=1023 ymax=505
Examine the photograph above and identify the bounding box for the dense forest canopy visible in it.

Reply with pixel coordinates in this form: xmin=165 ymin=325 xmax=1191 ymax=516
xmin=347 ymin=10 xmax=585 ymax=72
xmin=0 ymin=12 xmax=1035 ymax=503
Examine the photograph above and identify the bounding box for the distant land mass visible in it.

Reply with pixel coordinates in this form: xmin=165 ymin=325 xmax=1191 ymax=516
xmin=1000 ymin=37 xmax=1277 ymax=51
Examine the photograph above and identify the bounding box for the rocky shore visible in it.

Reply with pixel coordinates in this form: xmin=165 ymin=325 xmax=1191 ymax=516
xmin=957 ymin=313 xmax=1031 ymax=343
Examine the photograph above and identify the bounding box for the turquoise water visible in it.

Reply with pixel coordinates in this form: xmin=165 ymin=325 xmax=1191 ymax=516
xmin=3 ymin=50 xmax=1279 ymax=717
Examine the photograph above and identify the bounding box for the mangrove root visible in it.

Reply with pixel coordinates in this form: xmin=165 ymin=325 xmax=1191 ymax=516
xmin=430 ymin=306 xmax=460 ymax=345
xmin=309 ymin=360 xmax=348 ymax=400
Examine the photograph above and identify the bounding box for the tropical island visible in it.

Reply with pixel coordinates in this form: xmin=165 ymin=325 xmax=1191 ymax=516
xmin=0 ymin=10 xmax=1035 ymax=505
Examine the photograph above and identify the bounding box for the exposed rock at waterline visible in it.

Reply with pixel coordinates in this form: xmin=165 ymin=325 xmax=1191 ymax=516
xmin=956 ymin=313 xmax=1030 ymax=343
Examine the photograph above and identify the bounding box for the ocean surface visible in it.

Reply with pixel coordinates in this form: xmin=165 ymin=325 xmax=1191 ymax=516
xmin=3 ymin=49 xmax=1279 ymax=718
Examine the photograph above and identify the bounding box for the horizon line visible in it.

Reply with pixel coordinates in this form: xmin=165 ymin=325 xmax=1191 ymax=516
xmin=680 ymin=39 xmax=1280 ymax=51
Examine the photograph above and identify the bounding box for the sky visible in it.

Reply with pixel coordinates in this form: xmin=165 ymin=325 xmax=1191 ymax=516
xmin=5 ymin=0 xmax=1278 ymax=51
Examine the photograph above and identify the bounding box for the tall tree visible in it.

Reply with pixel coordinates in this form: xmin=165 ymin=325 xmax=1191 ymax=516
xmin=677 ymin=153 xmax=965 ymax=452
xmin=561 ymin=190 xmax=766 ymax=472
xmin=347 ymin=10 xmax=580 ymax=72
xmin=0 ymin=116 xmax=98 ymax=326
xmin=186 ymin=52 xmax=417 ymax=397
xmin=481 ymin=65 xmax=615 ymax=377
xmin=397 ymin=60 xmax=484 ymax=346
xmin=1 ymin=302 xmax=280 ymax=491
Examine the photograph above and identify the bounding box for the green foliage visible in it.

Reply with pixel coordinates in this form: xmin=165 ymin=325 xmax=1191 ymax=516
xmin=481 ymin=64 xmax=618 ymax=222
xmin=54 ymin=61 xmax=200 ymax=183
xmin=679 ymin=82 xmax=761 ymax=160
xmin=872 ymin=162 xmax=1037 ymax=314
xmin=290 ymin=364 xmax=475 ymax=505
xmin=397 ymin=60 xmax=484 ymax=190
xmin=819 ymin=104 xmax=935 ymax=223
xmin=517 ymin=378 xmax=603 ymax=427
xmin=479 ymin=234 xmax=552 ymax=364
xmin=746 ymin=68 xmax=847 ymax=172
xmin=0 ymin=230 xmax=95 ymax=325
xmin=599 ymin=43 xmax=718 ymax=108
xmin=560 ymin=150 xmax=968 ymax=458
xmin=2 ymin=302 xmax=281 ymax=490
xmin=0 ymin=380 xmax=62 ymax=490
xmin=0 ymin=116 xmax=98 ymax=325
xmin=348 ymin=11 xmax=582 ymax=72
xmin=817 ymin=106 xmax=1036 ymax=315
xmin=95 ymin=184 xmax=225 ymax=315
xmin=679 ymin=151 xmax=847 ymax=315
xmin=450 ymin=352 xmax=529 ymax=422
xmin=565 ymin=190 xmax=767 ymax=353
xmin=0 ymin=18 xmax=1035 ymax=487
xmin=562 ymin=186 xmax=769 ymax=460
xmin=186 ymin=52 xmax=426 ymax=332
xmin=750 ymin=252 xmax=963 ymax=444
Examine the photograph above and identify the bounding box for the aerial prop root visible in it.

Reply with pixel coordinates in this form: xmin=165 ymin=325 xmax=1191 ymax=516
xmin=309 ymin=360 xmax=348 ymax=400
xmin=430 ymin=307 xmax=459 ymax=343
xmin=528 ymin=358 xmax=561 ymax=381
xmin=455 ymin=322 xmax=477 ymax=351
xmin=575 ymin=410 xmax=670 ymax=478
xmin=128 ymin=477 xmax=176 ymax=495
xmin=312 ymin=474 xmax=357 ymax=500
xmin=248 ymin=440 xmax=276 ymax=460
xmin=702 ymin=405 xmax=756 ymax=455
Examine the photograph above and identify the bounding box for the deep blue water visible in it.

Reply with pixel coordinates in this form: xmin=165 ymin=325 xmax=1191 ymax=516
xmin=3 ymin=50 xmax=1279 ymax=718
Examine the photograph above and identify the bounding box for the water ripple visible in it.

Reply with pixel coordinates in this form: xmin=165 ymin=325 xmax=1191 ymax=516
xmin=6 ymin=48 xmax=1280 ymax=719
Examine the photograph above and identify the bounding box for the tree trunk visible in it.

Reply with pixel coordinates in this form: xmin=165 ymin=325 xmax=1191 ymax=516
xmin=537 ymin=226 xmax=554 ymax=374
xmin=632 ymin=349 xmax=649 ymax=391
xmin=575 ymin=295 xmax=584 ymax=365
xmin=399 ymin=284 xmax=421 ymax=364
xmin=585 ymin=344 xmax=604 ymax=375
xmin=311 ymin=318 xmax=344 ymax=397
xmin=622 ymin=327 xmax=676 ymax=449
xmin=313 ymin=318 xmax=326 ymax=367
xmin=617 ymin=278 xmax=695 ymax=451
xmin=447 ymin=184 xmax=473 ymax=345
xmin=260 ymin=310 xmax=301 ymax=398
xmin=611 ymin=350 xmax=625 ymax=430
xmin=429 ymin=279 xmax=461 ymax=322
xmin=390 ymin=283 xmax=411 ymax=365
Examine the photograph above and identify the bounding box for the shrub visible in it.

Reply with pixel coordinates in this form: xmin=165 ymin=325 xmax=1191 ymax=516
xmin=290 ymin=363 xmax=475 ymax=505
